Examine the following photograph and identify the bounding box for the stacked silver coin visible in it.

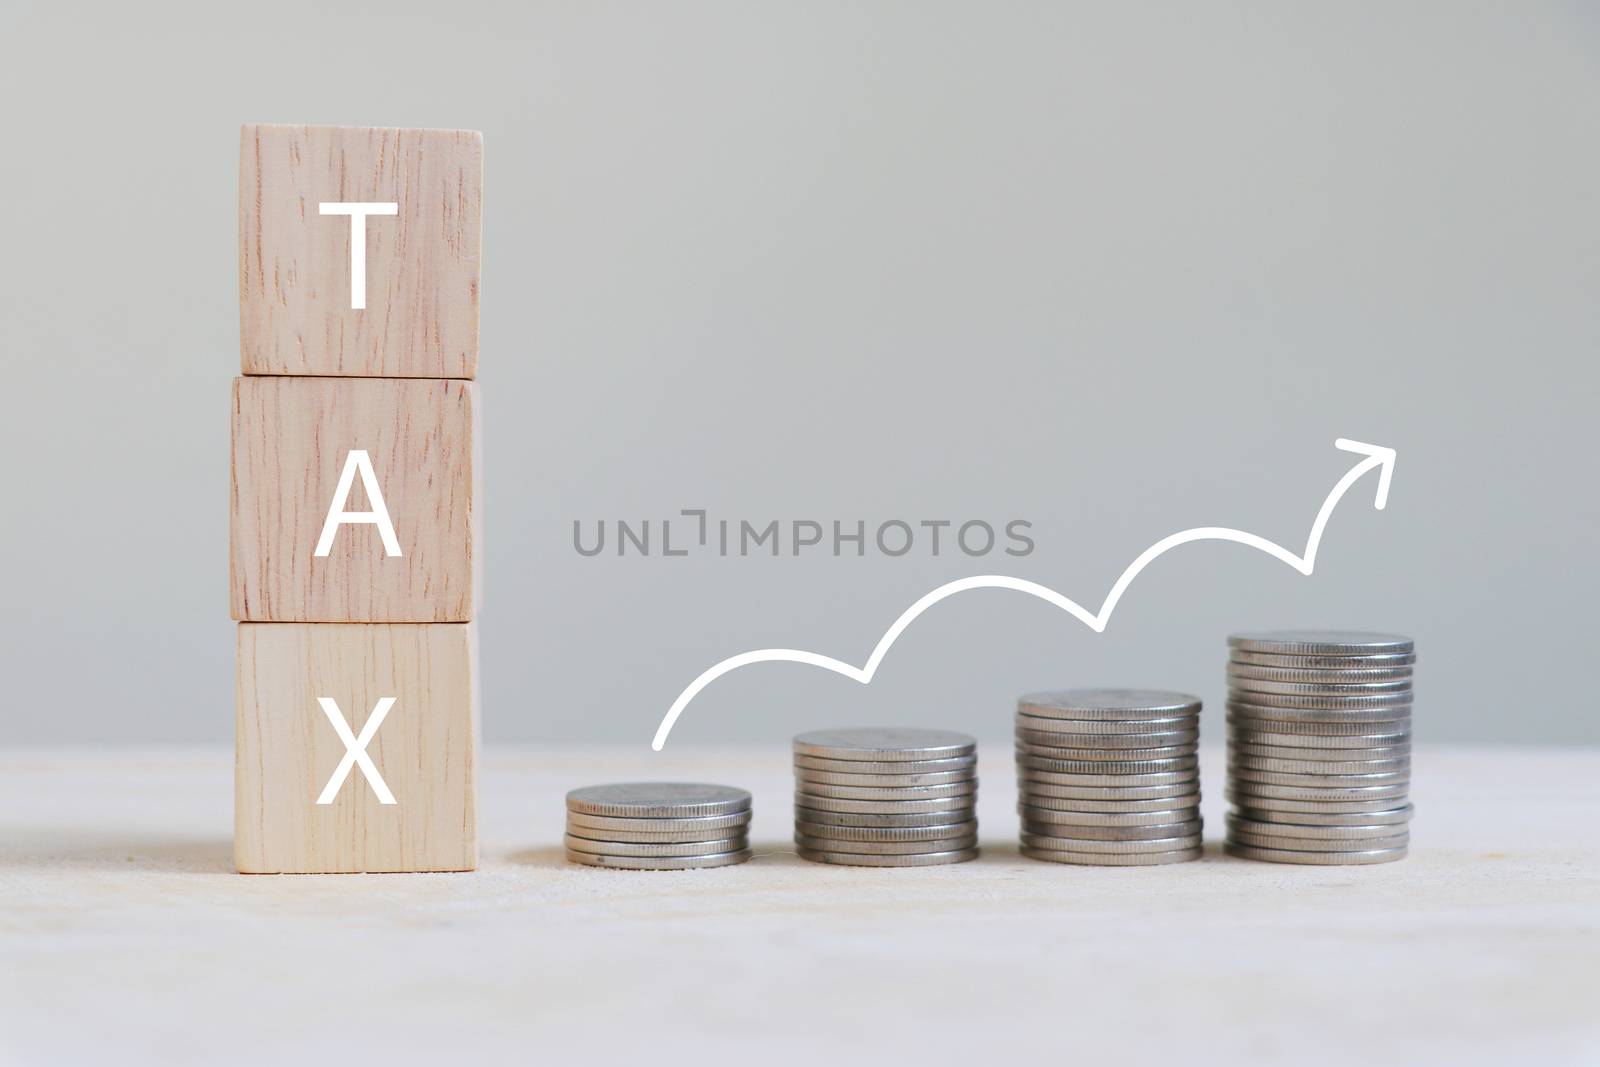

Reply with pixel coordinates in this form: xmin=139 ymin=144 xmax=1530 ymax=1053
xmin=1225 ymin=630 xmax=1415 ymax=865
xmin=565 ymin=782 xmax=753 ymax=869
xmin=1015 ymin=689 xmax=1203 ymax=865
xmin=793 ymin=728 xmax=979 ymax=867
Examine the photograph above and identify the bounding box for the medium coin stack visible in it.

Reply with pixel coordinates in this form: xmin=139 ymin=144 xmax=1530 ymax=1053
xmin=1225 ymin=630 xmax=1415 ymax=865
xmin=1015 ymin=689 xmax=1203 ymax=865
xmin=565 ymin=782 xmax=753 ymax=869
xmin=793 ymin=728 xmax=979 ymax=867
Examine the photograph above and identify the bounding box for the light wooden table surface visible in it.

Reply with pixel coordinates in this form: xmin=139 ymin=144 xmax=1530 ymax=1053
xmin=2 ymin=745 xmax=1596 ymax=1066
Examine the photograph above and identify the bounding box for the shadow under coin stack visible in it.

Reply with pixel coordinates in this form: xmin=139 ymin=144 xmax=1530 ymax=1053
xmin=793 ymin=729 xmax=979 ymax=867
xmin=1225 ymin=630 xmax=1415 ymax=865
xmin=565 ymin=783 xmax=753 ymax=869
xmin=1016 ymin=690 xmax=1204 ymax=865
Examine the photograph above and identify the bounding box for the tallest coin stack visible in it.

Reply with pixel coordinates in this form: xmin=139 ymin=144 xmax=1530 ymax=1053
xmin=1224 ymin=630 xmax=1415 ymax=865
xmin=232 ymin=125 xmax=484 ymax=874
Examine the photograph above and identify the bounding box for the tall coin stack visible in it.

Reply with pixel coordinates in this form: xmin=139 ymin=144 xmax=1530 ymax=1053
xmin=793 ymin=728 xmax=979 ymax=867
xmin=1225 ymin=630 xmax=1415 ymax=865
xmin=565 ymin=783 xmax=753 ymax=869
xmin=1016 ymin=690 xmax=1203 ymax=865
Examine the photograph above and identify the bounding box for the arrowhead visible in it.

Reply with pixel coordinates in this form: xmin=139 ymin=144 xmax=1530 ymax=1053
xmin=1334 ymin=438 xmax=1397 ymax=510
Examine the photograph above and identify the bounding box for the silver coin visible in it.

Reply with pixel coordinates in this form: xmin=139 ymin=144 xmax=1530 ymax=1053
xmin=1024 ymin=825 xmax=1203 ymax=844
xmin=1024 ymin=777 xmax=1203 ymax=799
xmin=793 ymin=767 xmax=975 ymax=788
xmin=566 ymin=782 xmax=751 ymax=818
xmin=1020 ymin=768 xmax=1199 ymax=787
xmin=1228 ymin=758 xmax=1408 ymax=783
xmin=1227 ymin=690 xmax=1413 ymax=711
xmin=795 ymin=792 xmax=975 ymax=814
xmin=1228 ymin=722 xmax=1413 ymax=743
xmin=1019 ymin=792 xmax=1201 ymax=814
xmin=1228 ymin=702 xmax=1413 ymax=725
xmin=1229 ymin=707 xmax=1416 ymax=729
xmin=1014 ymin=741 xmax=1194 ymax=761
xmin=1017 ymin=713 xmax=1198 ymax=736
xmin=1230 ymin=803 xmax=1413 ymax=825
xmin=1020 ymin=819 xmax=1202 ymax=841
xmin=1232 ymin=742 xmax=1411 ymax=763
xmin=796 ymin=847 xmax=979 ymax=867
xmin=1020 ymin=832 xmax=1202 ymax=854
xmin=1229 ymin=677 xmax=1414 ymax=697
xmin=1229 ymin=754 xmax=1410 ymax=775
xmin=1021 ymin=845 xmax=1202 ymax=865
xmin=564 ymin=810 xmax=753 ymax=834
xmin=1021 ymin=769 xmax=1199 ymax=790
xmin=1229 ymin=698 xmax=1414 ymax=724
xmin=792 ymin=728 xmax=976 ymax=762
xmin=794 ymin=806 xmax=980 ymax=828
xmin=1015 ymin=727 xmax=1201 ymax=749
xmin=1013 ymin=769 xmax=1197 ymax=788
xmin=1225 ymin=814 xmax=1412 ymax=839
xmin=1224 ymin=842 xmax=1407 ymax=865
xmin=1227 ymin=715 xmax=1414 ymax=738
xmin=1228 ymin=663 xmax=1414 ymax=684
xmin=1021 ymin=786 xmax=1200 ymax=808
xmin=1224 ymin=791 xmax=1411 ymax=814
xmin=1228 ymin=779 xmax=1412 ymax=801
xmin=794 ymin=833 xmax=978 ymax=855
xmin=794 ymin=819 xmax=979 ymax=842
xmin=1017 ymin=689 xmax=1202 ymax=720
xmin=1009 ymin=779 xmax=1201 ymax=801
xmin=563 ymin=833 xmax=747 ymax=858
xmin=1228 ymin=767 xmax=1410 ymax=789
xmin=792 ymin=754 xmax=977 ymax=775
xmin=566 ymin=823 xmax=752 ymax=845
xmin=1228 ymin=799 xmax=1408 ymax=825
xmin=1228 ymin=780 xmax=1410 ymax=802
xmin=1228 ymin=631 xmax=1415 ymax=656
xmin=1018 ymin=754 xmax=1197 ymax=775
xmin=1020 ymin=820 xmax=1198 ymax=840
xmin=793 ymin=780 xmax=977 ymax=801
xmin=1017 ymin=804 xmax=1201 ymax=828
xmin=1229 ymin=828 xmax=1410 ymax=852
xmin=1230 ymin=649 xmax=1416 ymax=669
xmin=565 ymin=848 xmax=752 ymax=870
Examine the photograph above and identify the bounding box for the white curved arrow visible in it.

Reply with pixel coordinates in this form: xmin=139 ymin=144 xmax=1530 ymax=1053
xmin=652 ymin=438 xmax=1397 ymax=750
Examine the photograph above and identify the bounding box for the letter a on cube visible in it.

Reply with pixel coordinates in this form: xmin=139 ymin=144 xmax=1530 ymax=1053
xmin=230 ymin=376 xmax=480 ymax=622
xmin=235 ymin=623 xmax=478 ymax=873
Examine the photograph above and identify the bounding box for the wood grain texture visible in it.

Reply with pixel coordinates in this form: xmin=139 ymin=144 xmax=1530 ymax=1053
xmin=240 ymin=123 xmax=482 ymax=378
xmin=230 ymin=376 xmax=479 ymax=622
xmin=235 ymin=623 xmax=478 ymax=873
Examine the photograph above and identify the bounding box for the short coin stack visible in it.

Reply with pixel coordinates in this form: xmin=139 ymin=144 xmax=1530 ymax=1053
xmin=793 ymin=728 xmax=979 ymax=867
xmin=1225 ymin=630 xmax=1415 ymax=865
xmin=1015 ymin=690 xmax=1203 ymax=865
xmin=565 ymin=782 xmax=753 ymax=869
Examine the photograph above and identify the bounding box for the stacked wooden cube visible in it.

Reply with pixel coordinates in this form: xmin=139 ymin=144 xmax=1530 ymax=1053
xmin=231 ymin=124 xmax=484 ymax=873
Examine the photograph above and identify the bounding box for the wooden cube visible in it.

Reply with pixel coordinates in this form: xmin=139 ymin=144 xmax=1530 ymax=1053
xmin=230 ymin=376 xmax=479 ymax=622
xmin=239 ymin=123 xmax=482 ymax=378
xmin=235 ymin=623 xmax=479 ymax=874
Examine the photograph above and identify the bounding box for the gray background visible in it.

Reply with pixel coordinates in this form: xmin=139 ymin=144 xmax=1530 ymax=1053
xmin=2 ymin=1 xmax=1596 ymax=747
